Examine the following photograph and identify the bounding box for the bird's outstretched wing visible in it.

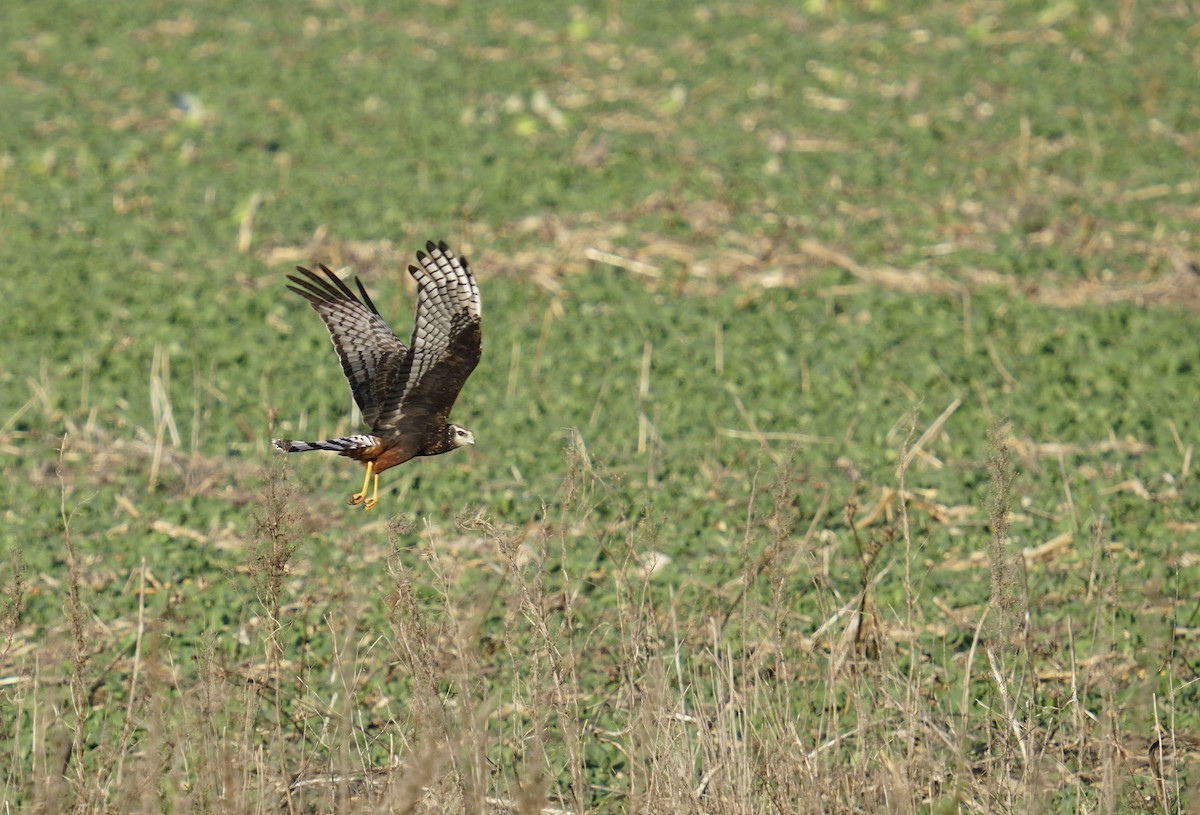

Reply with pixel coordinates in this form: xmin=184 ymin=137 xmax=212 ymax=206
xmin=373 ymin=241 xmax=482 ymax=431
xmin=285 ymin=265 xmax=408 ymax=427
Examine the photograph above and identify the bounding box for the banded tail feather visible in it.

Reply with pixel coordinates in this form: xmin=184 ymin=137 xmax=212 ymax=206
xmin=272 ymin=434 xmax=379 ymax=454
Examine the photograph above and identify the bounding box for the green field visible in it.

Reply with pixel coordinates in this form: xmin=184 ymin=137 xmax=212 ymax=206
xmin=2 ymin=1 xmax=1199 ymax=812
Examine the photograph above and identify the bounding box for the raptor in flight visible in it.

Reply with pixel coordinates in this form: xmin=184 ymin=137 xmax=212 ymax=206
xmin=273 ymin=241 xmax=481 ymax=510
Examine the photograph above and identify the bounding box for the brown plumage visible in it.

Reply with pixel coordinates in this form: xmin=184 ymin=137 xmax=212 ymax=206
xmin=272 ymin=240 xmax=481 ymax=510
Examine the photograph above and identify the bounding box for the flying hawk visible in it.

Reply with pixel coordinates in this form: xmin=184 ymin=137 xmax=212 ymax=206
xmin=272 ymin=240 xmax=482 ymax=510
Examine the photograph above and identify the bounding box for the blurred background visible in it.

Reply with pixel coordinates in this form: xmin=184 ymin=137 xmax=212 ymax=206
xmin=1 ymin=1 xmax=1198 ymax=811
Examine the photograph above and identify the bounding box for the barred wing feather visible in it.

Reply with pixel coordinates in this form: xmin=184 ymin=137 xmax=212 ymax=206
xmin=285 ymin=265 xmax=408 ymax=427
xmin=373 ymin=241 xmax=482 ymax=431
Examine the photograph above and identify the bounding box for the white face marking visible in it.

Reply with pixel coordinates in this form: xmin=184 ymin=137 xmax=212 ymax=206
xmin=451 ymin=425 xmax=475 ymax=448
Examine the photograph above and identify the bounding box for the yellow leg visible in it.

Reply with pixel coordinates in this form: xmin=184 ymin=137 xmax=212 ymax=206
xmin=350 ymin=460 xmax=374 ymax=506
xmin=364 ymin=470 xmax=380 ymax=511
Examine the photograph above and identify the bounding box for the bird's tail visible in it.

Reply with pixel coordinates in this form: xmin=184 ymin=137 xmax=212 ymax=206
xmin=272 ymin=434 xmax=378 ymax=455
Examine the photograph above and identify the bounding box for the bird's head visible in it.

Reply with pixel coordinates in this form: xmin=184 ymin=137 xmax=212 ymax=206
xmin=449 ymin=424 xmax=475 ymax=449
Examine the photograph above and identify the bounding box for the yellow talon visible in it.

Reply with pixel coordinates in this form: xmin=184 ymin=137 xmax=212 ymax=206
xmin=363 ymin=469 xmax=380 ymax=510
xmin=349 ymin=461 xmax=374 ymax=506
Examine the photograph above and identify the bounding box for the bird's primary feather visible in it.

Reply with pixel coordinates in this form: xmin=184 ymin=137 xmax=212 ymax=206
xmin=283 ymin=266 xmax=408 ymax=428
xmin=374 ymin=242 xmax=482 ymax=432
